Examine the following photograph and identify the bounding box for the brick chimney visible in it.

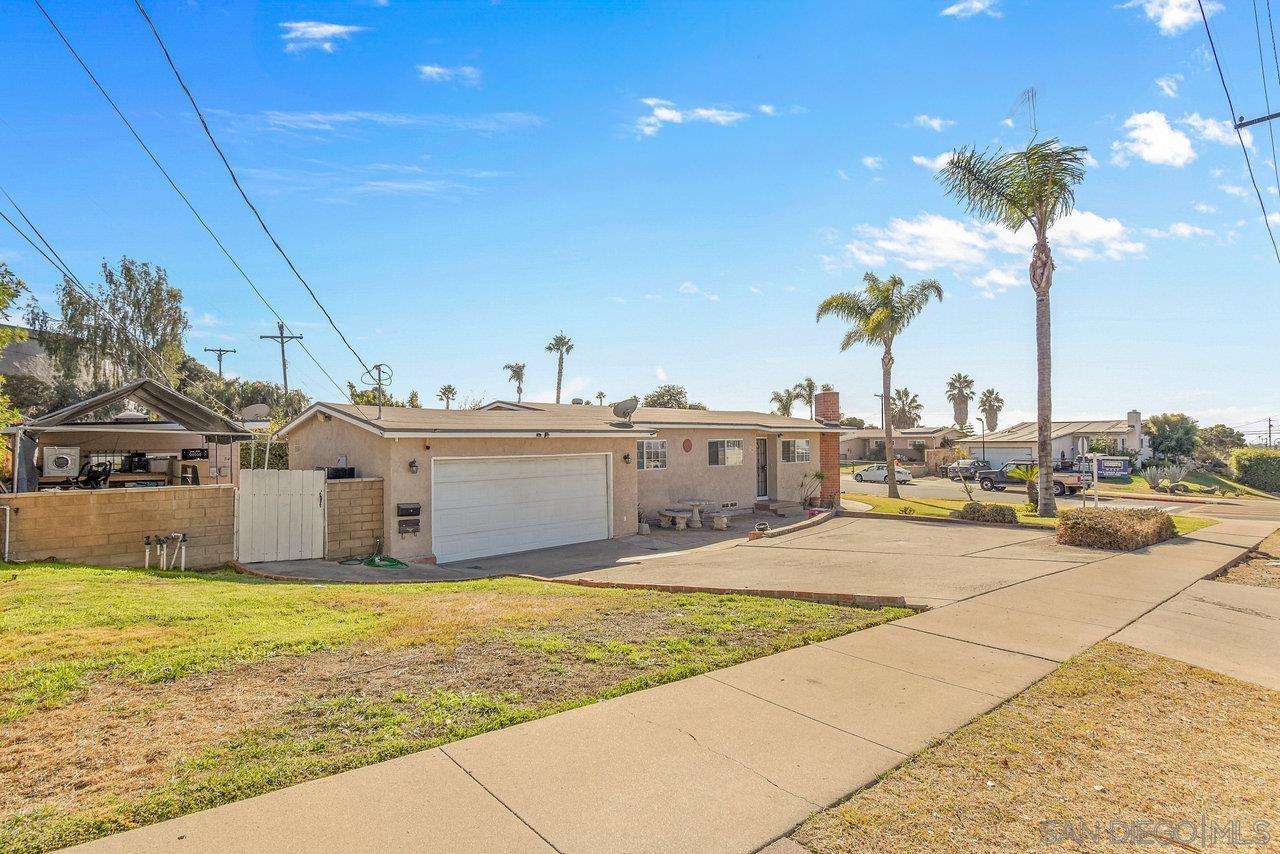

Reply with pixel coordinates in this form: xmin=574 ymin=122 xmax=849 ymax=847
xmin=814 ymin=390 xmax=841 ymax=508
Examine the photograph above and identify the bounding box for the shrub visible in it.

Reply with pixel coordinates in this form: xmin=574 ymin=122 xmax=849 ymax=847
xmin=1229 ymin=448 xmax=1280 ymax=493
xmin=1056 ymin=507 xmax=1175 ymax=551
xmin=1142 ymin=463 xmax=1188 ymax=492
xmin=951 ymin=501 xmax=1018 ymax=525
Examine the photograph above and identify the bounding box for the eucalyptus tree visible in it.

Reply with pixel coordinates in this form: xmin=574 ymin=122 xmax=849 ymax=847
xmin=978 ymin=388 xmax=1004 ymax=432
xmin=545 ymin=332 xmax=573 ymax=404
xmin=945 ymin=372 xmax=975 ymax=427
xmin=769 ymin=388 xmax=797 ymax=417
xmin=793 ymin=376 xmax=818 ymax=420
xmin=817 ymin=272 xmax=942 ymax=498
xmin=503 ymin=362 xmax=526 ymax=402
xmin=939 ymin=139 xmax=1088 ymax=516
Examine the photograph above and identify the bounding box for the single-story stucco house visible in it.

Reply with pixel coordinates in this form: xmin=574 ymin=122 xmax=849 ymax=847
xmin=957 ymin=411 xmax=1151 ymax=468
xmin=840 ymin=425 xmax=959 ymax=462
xmin=278 ymin=391 xmax=842 ymax=564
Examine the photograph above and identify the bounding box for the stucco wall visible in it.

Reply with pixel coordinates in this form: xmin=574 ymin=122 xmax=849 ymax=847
xmin=286 ymin=416 xmax=636 ymax=560
xmin=636 ymin=430 xmax=822 ymax=514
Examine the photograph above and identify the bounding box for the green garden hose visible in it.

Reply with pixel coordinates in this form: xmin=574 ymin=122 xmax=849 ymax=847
xmin=338 ymin=539 xmax=409 ymax=569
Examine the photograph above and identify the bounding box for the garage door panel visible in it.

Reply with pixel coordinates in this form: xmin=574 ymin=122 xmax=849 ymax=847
xmin=433 ymin=455 xmax=611 ymax=564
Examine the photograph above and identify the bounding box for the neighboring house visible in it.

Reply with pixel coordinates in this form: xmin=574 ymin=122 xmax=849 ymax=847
xmin=957 ymin=411 xmax=1150 ymax=468
xmin=280 ymin=391 xmax=843 ymax=564
xmin=840 ymin=426 xmax=959 ymax=462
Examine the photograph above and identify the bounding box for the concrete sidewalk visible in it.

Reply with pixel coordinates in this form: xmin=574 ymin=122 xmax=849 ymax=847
xmin=69 ymin=519 xmax=1276 ymax=854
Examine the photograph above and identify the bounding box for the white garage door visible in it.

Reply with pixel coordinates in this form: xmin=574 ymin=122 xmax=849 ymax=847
xmin=432 ymin=454 xmax=611 ymax=564
xmin=983 ymin=447 xmax=1033 ymax=467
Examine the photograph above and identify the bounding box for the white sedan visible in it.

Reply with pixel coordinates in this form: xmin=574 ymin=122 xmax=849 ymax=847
xmin=853 ymin=463 xmax=913 ymax=483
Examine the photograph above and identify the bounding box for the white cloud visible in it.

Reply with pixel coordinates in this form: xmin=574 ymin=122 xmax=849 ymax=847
xmin=1081 ymin=151 xmax=1100 ymax=168
xmin=757 ymin=104 xmax=777 ymax=116
xmin=1110 ymin=111 xmax=1195 ymax=167
xmin=971 ymin=268 xmax=1020 ymax=298
xmin=749 ymin=285 xmax=763 ymax=295
xmin=1144 ymin=221 xmax=1214 ymax=238
xmin=861 ymin=155 xmax=885 ymax=170
xmin=1155 ymin=74 xmax=1182 ymax=97
xmin=656 ymin=366 xmax=668 ymax=382
xmin=416 ymin=64 xmax=481 ymax=84
xmin=911 ymin=151 xmax=956 ymax=171
xmin=279 ymin=21 xmax=365 ymax=53
xmin=836 ymin=169 xmax=850 ymax=181
xmin=940 ymin=0 xmax=1000 ymax=18
xmin=1000 ymin=117 xmax=1014 ymax=128
xmin=635 ymin=98 xmax=750 ymax=137
xmin=1194 ymin=201 xmax=1217 ymax=213
xmin=1219 ymin=184 xmax=1249 ymax=198
xmin=1182 ymin=112 xmax=1252 ymax=148
xmin=678 ymin=281 xmax=719 ymax=301
xmin=913 ymin=114 xmax=956 ymax=132
xmin=1125 ymin=0 xmax=1221 ymax=36
xmin=828 ymin=210 xmax=1143 ymax=283
xmin=254 ymin=110 xmax=541 ymax=133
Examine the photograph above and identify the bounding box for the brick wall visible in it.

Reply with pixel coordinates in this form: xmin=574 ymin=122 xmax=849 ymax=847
xmin=325 ymin=477 xmax=384 ymax=560
xmin=815 ymin=390 xmax=841 ymax=506
xmin=1 ymin=485 xmax=235 ymax=568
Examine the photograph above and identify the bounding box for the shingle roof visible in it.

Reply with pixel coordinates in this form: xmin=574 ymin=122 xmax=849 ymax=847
xmin=486 ymin=401 xmax=837 ymax=432
xmin=967 ymin=420 xmax=1132 ymax=444
xmin=841 ymin=425 xmax=957 ymax=439
xmin=279 ymin=402 xmax=655 ymax=438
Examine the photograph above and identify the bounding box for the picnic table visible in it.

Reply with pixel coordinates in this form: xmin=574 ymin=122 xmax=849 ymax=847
xmin=677 ymin=497 xmax=715 ymax=529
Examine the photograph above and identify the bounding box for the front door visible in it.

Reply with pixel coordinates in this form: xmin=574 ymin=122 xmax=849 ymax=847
xmin=756 ymin=438 xmax=769 ymax=498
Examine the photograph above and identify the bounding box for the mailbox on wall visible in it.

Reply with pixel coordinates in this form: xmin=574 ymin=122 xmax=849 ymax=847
xmin=397 ymin=503 xmax=421 ymax=517
xmin=398 ymin=519 xmax=420 ymax=535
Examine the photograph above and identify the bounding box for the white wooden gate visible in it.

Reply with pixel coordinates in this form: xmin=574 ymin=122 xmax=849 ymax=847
xmin=235 ymin=469 xmax=326 ymax=563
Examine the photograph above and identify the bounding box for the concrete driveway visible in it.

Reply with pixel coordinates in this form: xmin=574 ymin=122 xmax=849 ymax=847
xmin=569 ymin=515 xmax=1112 ymax=608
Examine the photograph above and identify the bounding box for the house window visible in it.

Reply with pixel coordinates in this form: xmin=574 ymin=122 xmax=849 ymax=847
xmin=637 ymin=440 xmax=667 ymax=470
xmin=782 ymin=439 xmax=811 ymax=463
xmin=707 ymin=439 xmax=744 ymax=466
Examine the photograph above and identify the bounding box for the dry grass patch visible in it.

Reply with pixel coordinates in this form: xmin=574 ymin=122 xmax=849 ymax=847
xmin=793 ymin=642 xmax=1280 ymax=853
xmin=1218 ymin=530 xmax=1280 ymax=590
xmin=0 ymin=562 xmax=908 ymax=852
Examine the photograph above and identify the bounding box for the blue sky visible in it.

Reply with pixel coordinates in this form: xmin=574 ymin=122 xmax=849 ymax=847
xmin=1 ymin=0 xmax=1277 ymax=435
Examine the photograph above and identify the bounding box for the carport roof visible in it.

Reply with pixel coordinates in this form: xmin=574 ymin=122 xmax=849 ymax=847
xmin=277 ymin=402 xmax=658 ymax=439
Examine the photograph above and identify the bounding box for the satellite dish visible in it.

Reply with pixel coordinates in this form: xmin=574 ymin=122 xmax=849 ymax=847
xmin=240 ymin=403 xmax=271 ymax=421
xmin=612 ymin=397 xmax=639 ymax=423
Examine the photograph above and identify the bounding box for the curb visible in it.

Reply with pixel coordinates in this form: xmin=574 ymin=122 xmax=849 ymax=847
xmin=746 ymin=510 xmax=835 ymax=541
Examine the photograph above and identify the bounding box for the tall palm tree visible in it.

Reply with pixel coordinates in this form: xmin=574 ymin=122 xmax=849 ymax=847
xmin=769 ymin=388 xmax=797 ymax=417
xmin=503 ymin=362 xmax=526 ymax=403
xmin=890 ymin=388 xmax=923 ymax=429
xmin=545 ymin=332 xmax=573 ymax=403
xmin=595 ymin=391 xmax=606 ymax=406
xmin=793 ymin=376 xmax=818 ymax=420
xmin=817 ymin=272 xmax=942 ymax=498
xmin=940 ymin=139 xmax=1088 ymax=516
xmin=978 ymin=388 xmax=1004 ymax=432
xmin=945 ymin=372 xmax=976 ymax=427
xmin=437 ymin=384 xmax=457 ymax=409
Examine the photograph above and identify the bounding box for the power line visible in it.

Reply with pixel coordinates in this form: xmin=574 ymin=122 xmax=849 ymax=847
xmin=1198 ymin=0 xmax=1280 ymax=263
xmin=131 ymin=0 xmax=374 ymax=378
xmin=30 ymin=0 xmax=367 ymax=417
xmin=1252 ymin=0 xmax=1280 ymax=200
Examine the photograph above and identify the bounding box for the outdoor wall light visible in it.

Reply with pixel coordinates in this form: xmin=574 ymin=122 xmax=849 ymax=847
xmin=408 ymin=458 xmax=419 ymax=474
xmin=623 ymin=452 xmax=632 ymax=464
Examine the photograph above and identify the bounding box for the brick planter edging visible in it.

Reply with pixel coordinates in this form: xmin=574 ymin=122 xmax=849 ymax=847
xmin=746 ymin=510 xmax=835 ymax=540
xmin=514 ymin=574 xmax=917 ymax=611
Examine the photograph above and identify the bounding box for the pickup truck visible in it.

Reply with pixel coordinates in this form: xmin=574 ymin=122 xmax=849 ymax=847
xmin=977 ymin=461 xmax=1086 ymax=496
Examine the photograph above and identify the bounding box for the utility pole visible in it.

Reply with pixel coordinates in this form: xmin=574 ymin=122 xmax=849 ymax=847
xmin=259 ymin=321 xmax=303 ymax=394
xmin=203 ymin=347 xmax=236 ymax=379
xmin=1269 ymin=417 xmax=1273 ymax=449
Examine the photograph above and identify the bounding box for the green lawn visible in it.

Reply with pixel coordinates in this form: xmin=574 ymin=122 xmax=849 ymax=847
xmin=0 ymin=562 xmax=909 ymax=853
xmin=843 ymin=492 xmax=1218 ymax=536
xmin=1096 ymin=471 xmax=1275 ymax=500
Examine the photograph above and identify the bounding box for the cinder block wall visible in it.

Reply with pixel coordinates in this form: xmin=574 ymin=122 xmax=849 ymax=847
xmin=325 ymin=477 xmax=384 ymax=560
xmin=1 ymin=485 xmax=235 ymax=568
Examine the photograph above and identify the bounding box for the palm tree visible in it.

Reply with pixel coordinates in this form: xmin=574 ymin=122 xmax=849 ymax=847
xmin=503 ymin=362 xmax=526 ymax=403
xmin=890 ymin=388 xmax=923 ymax=429
xmin=939 ymin=139 xmax=1088 ymax=517
xmin=793 ymin=376 xmax=818 ymax=420
xmin=978 ymin=388 xmax=1004 ymax=432
xmin=945 ymin=372 xmax=975 ymax=427
xmin=769 ymin=388 xmax=797 ymax=417
xmin=817 ymin=271 xmax=942 ymax=499
xmin=545 ymin=332 xmax=573 ymax=404
xmin=437 ymin=384 xmax=457 ymax=409
xmin=595 ymin=391 xmax=606 ymax=406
